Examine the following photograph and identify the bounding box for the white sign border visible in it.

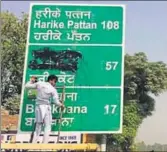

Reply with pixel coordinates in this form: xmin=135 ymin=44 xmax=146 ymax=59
xmin=18 ymin=3 xmax=126 ymax=134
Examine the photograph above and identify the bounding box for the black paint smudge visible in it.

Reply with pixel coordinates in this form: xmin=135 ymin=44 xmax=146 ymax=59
xmin=28 ymin=47 xmax=82 ymax=73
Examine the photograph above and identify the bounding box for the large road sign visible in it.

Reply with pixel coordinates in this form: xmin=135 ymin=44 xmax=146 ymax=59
xmin=18 ymin=3 xmax=125 ymax=133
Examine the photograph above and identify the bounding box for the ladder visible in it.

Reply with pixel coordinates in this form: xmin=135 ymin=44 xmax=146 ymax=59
xmin=57 ymin=85 xmax=65 ymax=143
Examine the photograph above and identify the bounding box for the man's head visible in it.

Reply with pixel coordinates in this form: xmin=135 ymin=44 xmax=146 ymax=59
xmin=47 ymin=75 xmax=58 ymax=86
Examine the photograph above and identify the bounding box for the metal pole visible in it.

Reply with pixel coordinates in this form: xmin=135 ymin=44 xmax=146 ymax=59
xmin=29 ymin=122 xmax=36 ymax=143
xmin=100 ymin=134 xmax=107 ymax=151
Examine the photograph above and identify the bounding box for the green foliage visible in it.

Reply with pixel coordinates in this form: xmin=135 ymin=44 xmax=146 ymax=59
xmin=3 ymin=95 xmax=20 ymax=115
xmin=107 ymin=102 xmax=142 ymax=151
xmin=136 ymin=141 xmax=167 ymax=151
xmin=1 ymin=12 xmax=28 ymax=108
xmin=124 ymin=53 xmax=167 ymax=120
xmin=124 ymin=52 xmax=167 ymax=99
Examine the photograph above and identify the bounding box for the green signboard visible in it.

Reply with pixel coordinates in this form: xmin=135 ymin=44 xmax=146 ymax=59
xmin=18 ymin=3 xmax=125 ymax=133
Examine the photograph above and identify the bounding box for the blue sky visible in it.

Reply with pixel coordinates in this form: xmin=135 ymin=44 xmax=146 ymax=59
xmin=2 ymin=1 xmax=167 ymax=144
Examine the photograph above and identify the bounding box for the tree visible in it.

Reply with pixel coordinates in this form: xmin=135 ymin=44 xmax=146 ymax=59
xmin=3 ymin=95 xmax=21 ymax=115
xmin=1 ymin=12 xmax=28 ymax=111
xmin=107 ymin=53 xmax=167 ymax=151
xmin=135 ymin=141 xmax=147 ymax=151
xmin=136 ymin=142 xmax=167 ymax=151
xmin=107 ymin=101 xmax=142 ymax=152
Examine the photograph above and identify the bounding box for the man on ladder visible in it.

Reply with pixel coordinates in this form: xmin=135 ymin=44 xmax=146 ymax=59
xmin=25 ymin=75 xmax=65 ymax=143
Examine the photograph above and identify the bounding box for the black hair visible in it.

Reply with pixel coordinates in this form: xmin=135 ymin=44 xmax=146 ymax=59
xmin=47 ymin=75 xmax=58 ymax=82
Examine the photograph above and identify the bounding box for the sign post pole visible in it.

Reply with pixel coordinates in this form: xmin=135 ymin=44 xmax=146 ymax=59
xmin=100 ymin=135 xmax=107 ymax=151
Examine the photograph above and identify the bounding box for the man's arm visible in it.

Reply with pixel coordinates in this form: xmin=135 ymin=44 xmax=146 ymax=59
xmin=25 ymin=81 xmax=38 ymax=89
xmin=52 ymin=89 xmax=63 ymax=107
xmin=25 ymin=76 xmax=38 ymax=89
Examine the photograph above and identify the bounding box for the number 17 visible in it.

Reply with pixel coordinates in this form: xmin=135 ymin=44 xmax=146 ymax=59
xmin=104 ymin=104 xmax=117 ymax=114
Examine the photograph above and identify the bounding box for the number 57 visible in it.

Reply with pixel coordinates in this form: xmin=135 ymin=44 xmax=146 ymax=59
xmin=105 ymin=61 xmax=118 ymax=71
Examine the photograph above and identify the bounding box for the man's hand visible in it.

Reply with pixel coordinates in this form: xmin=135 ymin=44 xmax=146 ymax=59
xmin=60 ymin=104 xmax=65 ymax=111
xmin=30 ymin=76 xmax=37 ymax=83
